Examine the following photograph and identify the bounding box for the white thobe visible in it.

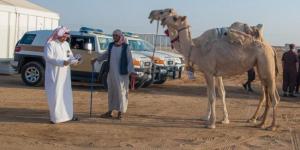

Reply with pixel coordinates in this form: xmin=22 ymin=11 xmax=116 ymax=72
xmin=44 ymin=40 xmax=74 ymax=123
xmin=97 ymin=45 xmax=135 ymax=113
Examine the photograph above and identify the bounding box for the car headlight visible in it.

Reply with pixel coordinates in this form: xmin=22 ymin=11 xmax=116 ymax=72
xmin=151 ymin=56 xmax=165 ymax=65
xmin=133 ymin=59 xmax=141 ymax=68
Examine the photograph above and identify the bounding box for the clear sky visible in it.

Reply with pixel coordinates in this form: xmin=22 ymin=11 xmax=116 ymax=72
xmin=29 ymin=0 xmax=300 ymax=46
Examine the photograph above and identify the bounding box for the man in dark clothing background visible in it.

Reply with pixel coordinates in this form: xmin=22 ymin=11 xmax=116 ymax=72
xmin=243 ymin=68 xmax=256 ymax=92
xmin=296 ymin=49 xmax=300 ymax=94
xmin=282 ymin=44 xmax=298 ymax=97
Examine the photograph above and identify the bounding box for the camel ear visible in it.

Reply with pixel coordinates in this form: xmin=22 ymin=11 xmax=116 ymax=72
xmin=244 ymin=24 xmax=252 ymax=34
xmin=181 ymin=16 xmax=187 ymax=22
xmin=256 ymin=24 xmax=264 ymax=37
xmin=256 ymin=24 xmax=263 ymax=30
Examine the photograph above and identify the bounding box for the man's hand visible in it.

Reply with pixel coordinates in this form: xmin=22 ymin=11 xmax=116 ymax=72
xmin=63 ymin=60 xmax=70 ymax=66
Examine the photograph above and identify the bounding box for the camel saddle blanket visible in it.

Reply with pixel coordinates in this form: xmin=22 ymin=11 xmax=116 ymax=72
xmin=215 ymin=27 xmax=229 ymax=38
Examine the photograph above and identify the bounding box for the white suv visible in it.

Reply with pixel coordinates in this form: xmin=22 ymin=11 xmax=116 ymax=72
xmin=11 ymin=27 xmax=152 ymax=88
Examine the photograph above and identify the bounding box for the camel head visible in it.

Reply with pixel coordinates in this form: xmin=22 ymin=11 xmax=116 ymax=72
xmin=161 ymin=15 xmax=191 ymax=53
xmin=251 ymin=24 xmax=264 ymax=41
xmin=148 ymin=8 xmax=177 ymax=23
xmin=161 ymin=15 xmax=189 ymax=30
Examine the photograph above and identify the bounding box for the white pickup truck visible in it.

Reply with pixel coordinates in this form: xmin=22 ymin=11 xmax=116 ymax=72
xmin=125 ymin=33 xmax=185 ymax=85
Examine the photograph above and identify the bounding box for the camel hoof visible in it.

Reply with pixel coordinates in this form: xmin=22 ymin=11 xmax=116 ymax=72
xmin=255 ymin=124 xmax=266 ymax=129
xmin=266 ymin=126 xmax=277 ymax=131
xmin=257 ymin=116 xmax=264 ymax=121
xmin=205 ymin=124 xmax=216 ymax=129
xmin=221 ymin=119 xmax=230 ymax=124
xmin=247 ymin=118 xmax=257 ymax=123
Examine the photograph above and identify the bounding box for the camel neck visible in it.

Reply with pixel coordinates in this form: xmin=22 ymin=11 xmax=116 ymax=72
xmin=177 ymin=26 xmax=194 ymax=62
xmin=167 ymin=27 xmax=181 ymax=51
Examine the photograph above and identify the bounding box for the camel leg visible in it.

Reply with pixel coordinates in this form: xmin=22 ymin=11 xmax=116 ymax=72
xmin=201 ymin=99 xmax=211 ymax=121
xmin=256 ymin=87 xmax=270 ymax=129
xmin=216 ymin=77 xmax=229 ymax=124
xmin=256 ymin=114 xmax=265 ymax=122
xmin=248 ymin=86 xmax=266 ymax=123
xmin=266 ymin=88 xmax=280 ymax=131
xmin=204 ymin=74 xmax=216 ymax=129
xmin=256 ymin=85 xmax=277 ymax=122
xmin=200 ymin=85 xmax=211 ymax=121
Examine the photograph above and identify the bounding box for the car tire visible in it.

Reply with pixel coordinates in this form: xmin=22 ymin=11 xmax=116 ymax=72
xmin=101 ymin=71 xmax=108 ymax=89
xmin=178 ymin=69 xmax=182 ymax=79
xmin=153 ymin=75 xmax=167 ymax=84
xmin=141 ymin=79 xmax=153 ymax=88
xmin=21 ymin=61 xmax=44 ymax=86
xmin=154 ymin=78 xmax=167 ymax=84
xmin=134 ymin=82 xmax=143 ymax=89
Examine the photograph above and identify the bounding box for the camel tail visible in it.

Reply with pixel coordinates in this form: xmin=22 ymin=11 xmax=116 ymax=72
xmin=273 ymin=48 xmax=279 ymax=77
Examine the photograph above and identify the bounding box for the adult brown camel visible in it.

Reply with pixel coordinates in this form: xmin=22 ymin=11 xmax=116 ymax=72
xmin=150 ymin=12 xmax=280 ymax=130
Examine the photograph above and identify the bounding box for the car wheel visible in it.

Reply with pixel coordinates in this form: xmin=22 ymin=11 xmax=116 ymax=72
xmin=153 ymin=75 xmax=167 ymax=84
xmin=141 ymin=80 xmax=153 ymax=88
xmin=21 ymin=61 xmax=44 ymax=86
xmin=178 ymin=69 xmax=182 ymax=78
xmin=154 ymin=78 xmax=167 ymax=84
xmin=101 ymin=71 xmax=108 ymax=89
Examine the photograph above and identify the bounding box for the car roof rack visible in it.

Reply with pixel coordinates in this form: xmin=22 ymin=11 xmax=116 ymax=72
xmin=80 ymin=27 xmax=104 ymax=34
xmin=123 ymin=32 xmax=139 ymax=38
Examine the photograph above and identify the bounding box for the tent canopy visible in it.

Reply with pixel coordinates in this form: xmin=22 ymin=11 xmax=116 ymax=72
xmin=0 ymin=0 xmax=59 ymax=18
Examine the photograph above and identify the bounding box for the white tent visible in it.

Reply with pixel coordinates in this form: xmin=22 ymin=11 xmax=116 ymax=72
xmin=0 ymin=0 xmax=59 ymax=73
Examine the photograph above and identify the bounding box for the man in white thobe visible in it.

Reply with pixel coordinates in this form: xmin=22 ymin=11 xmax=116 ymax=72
xmin=92 ymin=29 xmax=136 ymax=119
xmin=44 ymin=26 xmax=79 ymax=124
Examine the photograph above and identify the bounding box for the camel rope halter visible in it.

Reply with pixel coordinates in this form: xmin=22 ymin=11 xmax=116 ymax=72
xmin=177 ymin=26 xmax=194 ymax=72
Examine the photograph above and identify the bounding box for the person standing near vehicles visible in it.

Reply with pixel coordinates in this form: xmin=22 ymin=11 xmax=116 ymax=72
xmin=44 ymin=26 xmax=79 ymax=123
xmin=282 ymin=44 xmax=298 ymax=97
xmin=91 ymin=29 xmax=136 ymax=119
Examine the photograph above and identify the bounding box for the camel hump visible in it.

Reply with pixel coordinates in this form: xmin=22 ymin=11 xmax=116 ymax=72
xmin=230 ymin=22 xmax=264 ymax=41
xmin=230 ymin=22 xmax=252 ymax=34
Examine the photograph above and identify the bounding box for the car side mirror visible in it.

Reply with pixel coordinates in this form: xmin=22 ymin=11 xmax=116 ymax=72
xmin=84 ymin=43 xmax=93 ymax=54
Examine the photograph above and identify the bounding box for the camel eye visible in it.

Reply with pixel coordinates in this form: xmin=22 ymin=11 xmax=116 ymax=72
xmin=173 ymin=16 xmax=177 ymax=22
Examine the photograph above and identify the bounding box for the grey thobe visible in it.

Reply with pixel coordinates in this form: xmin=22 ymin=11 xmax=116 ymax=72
xmin=97 ymin=45 xmax=135 ymax=113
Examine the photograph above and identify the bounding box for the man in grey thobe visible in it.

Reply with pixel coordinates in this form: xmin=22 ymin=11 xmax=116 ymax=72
xmin=92 ymin=29 xmax=136 ymax=119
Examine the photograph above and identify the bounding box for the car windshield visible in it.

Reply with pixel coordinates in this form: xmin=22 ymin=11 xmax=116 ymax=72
xmin=128 ymin=39 xmax=154 ymax=51
xmin=98 ymin=37 xmax=113 ymax=51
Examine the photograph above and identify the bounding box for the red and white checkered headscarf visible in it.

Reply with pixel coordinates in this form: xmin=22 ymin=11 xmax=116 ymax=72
xmin=47 ymin=26 xmax=70 ymax=43
xmin=113 ymin=29 xmax=126 ymax=45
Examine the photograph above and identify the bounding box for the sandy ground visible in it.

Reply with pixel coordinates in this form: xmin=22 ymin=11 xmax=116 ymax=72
xmin=0 ymin=72 xmax=299 ymax=150
xmin=1 ymin=48 xmax=300 ymax=150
